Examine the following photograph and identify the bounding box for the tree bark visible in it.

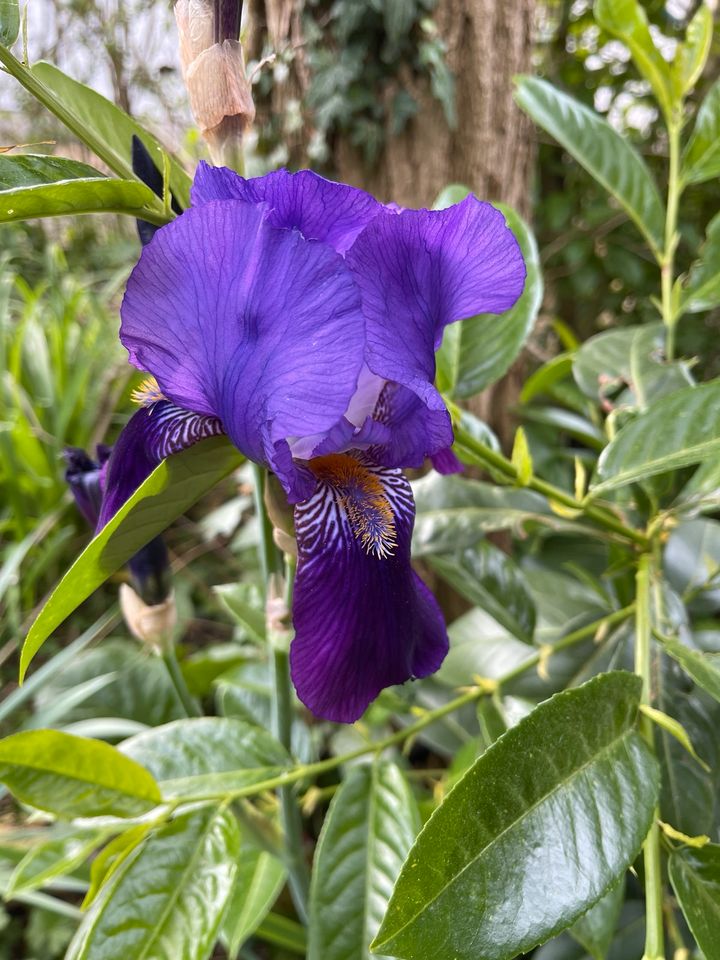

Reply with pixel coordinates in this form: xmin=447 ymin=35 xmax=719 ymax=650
xmin=335 ymin=0 xmax=536 ymax=218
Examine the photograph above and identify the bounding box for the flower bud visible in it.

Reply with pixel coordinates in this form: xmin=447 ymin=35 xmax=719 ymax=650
xmin=119 ymin=583 xmax=177 ymax=654
xmin=174 ymin=0 xmax=255 ymax=164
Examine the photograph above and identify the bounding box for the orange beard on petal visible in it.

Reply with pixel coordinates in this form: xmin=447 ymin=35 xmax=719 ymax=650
xmin=308 ymin=453 xmax=397 ymax=559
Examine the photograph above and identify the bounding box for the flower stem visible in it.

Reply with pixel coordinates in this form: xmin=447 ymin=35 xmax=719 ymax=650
xmin=181 ymin=604 xmax=633 ymax=805
xmin=453 ymin=423 xmax=648 ymax=548
xmin=251 ymin=464 xmax=310 ymax=923
xmin=161 ymin=647 xmax=201 ymax=718
xmin=635 ymin=552 xmax=665 ymax=960
xmin=661 ymin=119 xmax=682 ymax=363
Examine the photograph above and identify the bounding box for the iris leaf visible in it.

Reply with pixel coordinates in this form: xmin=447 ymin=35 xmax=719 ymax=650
xmin=20 ymin=436 xmax=243 ymax=681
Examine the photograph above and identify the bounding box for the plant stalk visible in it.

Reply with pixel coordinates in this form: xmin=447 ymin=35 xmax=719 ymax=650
xmin=453 ymin=423 xmax=648 ymax=548
xmin=251 ymin=464 xmax=310 ymax=923
xmin=635 ymin=552 xmax=665 ymax=960
xmin=170 ymin=605 xmax=634 ymax=807
xmin=161 ymin=647 xmax=201 ymax=718
xmin=661 ymin=119 xmax=682 ymax=362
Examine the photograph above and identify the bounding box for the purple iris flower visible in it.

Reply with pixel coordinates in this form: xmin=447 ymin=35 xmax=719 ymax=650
xmin=98 ymin=164 xmax=526 ymax=722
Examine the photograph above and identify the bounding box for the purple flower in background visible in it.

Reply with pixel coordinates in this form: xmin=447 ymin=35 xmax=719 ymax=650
xmin=99 ymin=164 xmax=526 ymax=722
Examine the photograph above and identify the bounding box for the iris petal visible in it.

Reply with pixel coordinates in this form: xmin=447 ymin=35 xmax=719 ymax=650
xmin=191 ymin=163 xmax=381 ymax=254
xmin=98 ymin=400 xmax=224 ymax=528
xmin=290 ymin=455 xmax=448 ymax=722
xmin=345 ymin=196 xmax=526 ymax=465
xmin=120 ymin=200 xmax=366 ymax=498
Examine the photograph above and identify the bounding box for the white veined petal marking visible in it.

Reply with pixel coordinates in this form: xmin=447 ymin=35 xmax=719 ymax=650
xmin=308 ymin=454 xmax=398 ymax=559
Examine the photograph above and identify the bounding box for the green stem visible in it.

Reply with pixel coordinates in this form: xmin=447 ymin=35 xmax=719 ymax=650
xmin=661 ymin=120 xmax=682 ymax=362
xmin=635 ymin=552 xmax=665 ymax=960
xmin=171 ymin=604 xmax=634 ymax=807
xmin=161 ymin=648 xmax=201 ymax=718
xmin=453 ymin=424 xmax=648 ymax=548
xmin=252 ymin=465 xmax=310 ymax=923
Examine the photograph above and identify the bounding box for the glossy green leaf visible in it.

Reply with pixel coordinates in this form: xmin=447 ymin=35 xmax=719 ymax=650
xmin=412 ymin=473 xmax=573 ymax=555
xmin=222 ymin=844 xmax=287 ymax=959
xmin=429 ymin=542 xmax=536 ymax=643
xmin=66 ymin=805 xmax=240 ymax=960
xmin=0 ymin=47 xmax=180 ymax=217
xmin=0 ymin=0 xmax=19 ymax=45
xmin=436 ymin=203 xmax=542 ymax=398
xmin=0 ymin=177 xmax=162 ymax=224
xmin=683 ymin=77 xmax=720 ymax=184
xmin=520 ymin=353 xmax=574 ymax=404
xmin=657 ymin=635 xmax=720 ymax=704
xmin=310 ymin=761 xmax=420 ymax=960
xmin=7 ymin=828 xmax=102 ymax=897
xmin=255 ymin=912 xmax=307 ymax=955
xmin=21 ymin=436 xmax=243 ymax=680
xmin=671 ymin=3 xmax=713 ymax=97
xmin=0 ymin=154 xmax=102 ymax=189
xmin=657 ymin=676 xmax=720 ymax=837
xmin=83 ymin=825 xmax=152 ymax=908
xmin=573 ymin=323 xmax=693 ymax=407
xmin=0 ymin=730 xmax=161 ymax=818
xmin=569 ymin=879 xmax=624 ymax=960
xmin=681 ymin=211 xmax=720 ymax=313
xmin=594 ymin=0 xmax=673 ymax=118
xmin=373 ymin=672 xmax=658 ymax=960
xmin=664 ymin=517 xmax=720 ymax=613
xmin=32 ymin=62 xmax=190 ymax=206
xmin=515 ymin=76 xmax=665 ymax=252
xmin=669 ymin=844 xmax=720 ymax=959
xmin=121 ymin=717 xmax=290 ymax=801
xmin=592 ymin=380 xmax=720 ymax=495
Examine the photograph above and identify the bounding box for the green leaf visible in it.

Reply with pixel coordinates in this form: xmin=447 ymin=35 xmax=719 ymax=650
xmin=0 ymin=177 xmax=162 ymax=224
xmin=683 ymin=76 xmax=720 ymax=184
xmin=31 ymin=62 xmax=190 ymax=206
xmin=222 ymin=844 xmax=287 ymax=960
xmin=121 ymin=717 xmax=290 ymax=801
xmin=511 ymin=426 xmax=533 ymax=484
xmin=669 ymin=844 xmax=720 ymax=959
xmin=515 ymin=76 xmax=665 ymax=253
xmin=520 ymin=353 xmax=574 ymax=404
xmin=412 ymin=473 xmax=572 ymax=555
xmin=83 ymin=825 xmax=152 ymax=908
xmin=66 ymin=805 xmax=240 ymax=960
xmin=591 ymin=380 xmax=720 ymax=495
xmin=372 ymin=672 xmax=658 ymax=960
xmin=573 ymin=323 xmax=689 ymax=407
xmin=21 ymin=436 xmax=243 ymax=680
xmin=594 ymin=0 xmax=673 ymax=119
xmin=0 ymin=45 xmax=189 ymax=208
xmin=0 ymin=0 xmax=19 ymax=45
xmin=569 ymin=879 xmax=624 ymax=960
xmin=435 ymin=203 xmax=542 ymax=398
xmin=0 ymin=730 xmax=161 ymax=818
xmin=309 ymin=761 xmax=420 ymax=960
xmin=671 ymin=2 xmax=713 ymax=97
xmin=681 ymin=211 xmax=720 ymax=313
xmin=656 ymin=634 xmax=720 ymax=704
xmin=6 ymin=828 xmax=102 ymax=897
xmin=0 ymin=154 xmax=103 ymax=188
xmin=214 ymin=582 xmax=266 ymax=643
xmin=255 ymin=912 xmax=307 ymax=955
xmin=640 ymin=704 xmax=710 ymax=771
xmin=429 ymin=542 xmax=536 ymax=644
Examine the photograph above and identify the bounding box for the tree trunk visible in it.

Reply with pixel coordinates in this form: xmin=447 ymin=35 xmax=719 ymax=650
xmin=336 ymin=0 xmax=536 ymax=218
xmin=336 ymin=0 xmax=537 ymax=448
